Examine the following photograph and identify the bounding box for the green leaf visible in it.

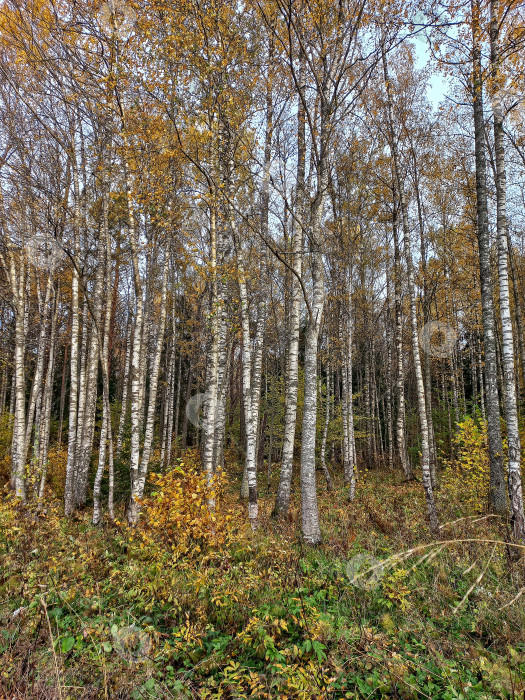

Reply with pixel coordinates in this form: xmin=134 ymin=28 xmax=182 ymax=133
xmin=312 ymin=640 xmax=327 ymax=662
xmin=61 ymin=636 xmax=75 ymax=653
xmin=102 ymin=641 xmax=113 ymax=652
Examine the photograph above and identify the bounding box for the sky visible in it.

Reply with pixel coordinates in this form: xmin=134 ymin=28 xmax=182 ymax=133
xmin=413 ymin=38 xmax=449 ymax=109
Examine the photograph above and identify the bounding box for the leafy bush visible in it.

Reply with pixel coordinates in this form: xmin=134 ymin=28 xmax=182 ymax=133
xmin=441 ymin=417 xmax=490 ymax=514
xmin=0 ymin=414 xmax=13 ymax=486
xmin=45 ymin=446 xmax=68 ymax=499
xmin=138 ymin=454 xmax=234 ymax=559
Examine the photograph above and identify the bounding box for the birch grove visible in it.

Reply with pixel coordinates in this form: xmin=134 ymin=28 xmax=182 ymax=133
xmin=0 ymin=0 xmax=525 ymax=548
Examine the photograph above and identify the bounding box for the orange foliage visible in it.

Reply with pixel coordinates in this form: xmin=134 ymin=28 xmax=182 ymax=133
xmin=138 ymin=452 xmax=234 ymax=559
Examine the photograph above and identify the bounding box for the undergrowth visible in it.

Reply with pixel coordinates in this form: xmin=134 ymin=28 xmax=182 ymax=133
xmin=1 ymin=450 xmax=525 ymax=699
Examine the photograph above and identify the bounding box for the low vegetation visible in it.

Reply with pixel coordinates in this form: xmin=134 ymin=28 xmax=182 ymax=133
xmin=2 ymin=446 xmax=524 ymax=699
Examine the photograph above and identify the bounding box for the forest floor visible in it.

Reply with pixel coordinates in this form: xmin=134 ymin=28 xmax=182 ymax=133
xmin=1 ymin=456 xmax=525 ymax=699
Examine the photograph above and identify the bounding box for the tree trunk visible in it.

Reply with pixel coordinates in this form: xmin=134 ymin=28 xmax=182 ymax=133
xmin=319 ymin=356 xmax=333 ymax=491
xmin=236 ymin=245 xmax=258 ymax=529
xmin=300 ymin=95 xmax=329 ymax=545
xmin=11 ymin=258 xmax=27 ymax=501
xmin=116 ymin=311 xmax=133 ymax=460
xmin=75 ymin=228 xmax=105 ymax=505
xmin=202 ymin=200 xmax=223 ymax=505
xmin=393 ymin=214 xmax=411 ymax=479
xmin=470 ymin=0 xmax=507 ymax=514
xmin=93 ymin=188 xmax=116 ymax=525
xmin=507 ymin=232 xmax=525 ymax=399
xmin=128 ymin=256 xmax=169 ymax=524
xmin=273 ymin=55 xmax=305 ymax=518
xmin=64 ymin=162 xmax=81 ymax=515
xmin=37 ymin=287 xmax=58 ymax=504
xmin=22 ymin=278 xmax=52 ymax=476
xmin=383 ymin=50 xmax=438 ymax=533
xmin=126 ymin=153 xmax=147 ymax=523
xmin=490 ymin=0 xmax=525 ymax=539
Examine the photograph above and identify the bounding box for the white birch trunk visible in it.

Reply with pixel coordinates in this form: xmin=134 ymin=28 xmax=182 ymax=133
xmin=22 ymin=277 xmax=52 ymax=476
xmin=213 ymin=333 xmax=230 ymax=471
xmin=64 ymin=156 xmax=82 ymax=515
xmin=116 ymin=312 xmax=133 ymax=459
xmin=300 ymin=107 xmax=329 ymax=543
xmin=470 ymin=0 xmax=507 ymax=514
xmin=273 ymin=56 xmax=305 ymax=517
xmin=383 ymin=50 xmax=438 ymax=533
xmin=37 ymin=287 xmax=58 ymax=504
xmin=236 ymin=246 xmax=258 ymax=529
xmin=11 ymin=257 xmax=27 ymax=501
xmin=125 ymin=152 xmax=146 ymax=522
xmin=128 ymin=256 xmax=169 ymax=524
xmin=93 ymin=189 xmax=116 ymax=525
xmin=75 ymin=228 xmax=105 ymax=505
xmin=490 ymin=0 xmax=525 ymax=539
xmin=393 ymin=217 xmax=411 ymax=479
xmin=346 ymin=276 xmax=357 ymax=502
xmin=319 ymin=358 xmax=333 ymax=491
xmin=202 ymin=203 xmax=220 ymax=505
xmin=160 ymin=292 xmax=177 ymax=468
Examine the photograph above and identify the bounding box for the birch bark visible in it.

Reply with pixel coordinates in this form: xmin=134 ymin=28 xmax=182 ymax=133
xmin=75 ymin=227 xmax=105 ymax=505
xmin=128 ymin=255 xmax=169 ymax=524
xmin=236 ymin=238 xmax=258 ymax=529
xmin=392 ymin=214 xmax=410 ymax=479
xmin=37 ymin=286 xmax=58 ymax=504
xmin=273 ymin=56 xmax=305 ymax=518
xmin=10 ymin=254 xmax=27 ymax=501
xmin=116 ymin=312 xmax=132 ymax=460
xmin=490 ymin=0 xmax=525 ymax=539
xmin=126 ymin=152 xmax=147 ymax=522
xmin=202 ymin=203 xmax=220 ymax=503
xmin=22 ymin=278 xmax=52 ymax=475
xmin=300 ymin=101 xmax=330 ymax=544
xmin=319 ymin=358 xmax=333 ymax=491
xmin=64 ymin=157 xmax=81 ymax=515
xmin=383 ymin=50 xmax=438 ymax=533
xmin=470 ymin=0 xmax=507 ymax=514
xmin=93 ymin=189 xmax=116 ymax=525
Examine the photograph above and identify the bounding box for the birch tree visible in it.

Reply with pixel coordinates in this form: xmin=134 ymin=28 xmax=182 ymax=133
xmin=489 ymin=0 xmax=525 ymax=539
